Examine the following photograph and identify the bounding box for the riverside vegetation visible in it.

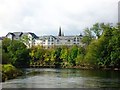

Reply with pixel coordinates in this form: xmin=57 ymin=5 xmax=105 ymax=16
xmin=1 ymin=23 xmax=120 ymax=82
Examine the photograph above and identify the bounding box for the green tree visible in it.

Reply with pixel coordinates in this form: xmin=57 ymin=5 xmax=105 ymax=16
xmin=44 ymin=49 xmax=51 ymax=66
xmin=60 ymin=46 xmax=69 ymax=67
xmin=21 ymin=35 xmax=30 ymax=48
xmin=68 ymin=45 xmax=78 ymax=66
xmin=2 ymin=38 xmax=11 ymax=52
xmin=90 ymin=23 xmax=102 ymax=39
xmin=29 ymin=45 xmax=45 ymax=66
xmin=75 ymin=46 xmax=85 ymax=66
xmin=7 ymin=40 xmax=30 ymax=68
xmin=2 ymin=38 xmax=12 ymax=64
xmin=108 ymin=27 xmax=120 ymax=67
xmin=81 ymin=28 xmax=93 ymax=46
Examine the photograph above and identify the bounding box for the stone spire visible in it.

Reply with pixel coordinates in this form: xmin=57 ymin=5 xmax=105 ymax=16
xmin=58 ymin=27 xmax=62 ymax=36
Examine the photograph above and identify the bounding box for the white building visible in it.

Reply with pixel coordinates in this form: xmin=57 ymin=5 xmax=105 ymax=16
xmin=6 ymin=32 xmax=38 ymax=48
xmin=34 ymin=27 xmax=83 ymax=48
xmin=6 ymin=27 xmax=83 ymax=48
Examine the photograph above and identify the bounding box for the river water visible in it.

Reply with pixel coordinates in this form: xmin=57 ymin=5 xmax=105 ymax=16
xmin=2 ymin=68 xmax=120 ymax=88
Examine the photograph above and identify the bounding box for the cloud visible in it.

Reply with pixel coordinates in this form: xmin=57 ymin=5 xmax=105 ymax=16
xmin=0 ymin=0 xmax=119 ymax=36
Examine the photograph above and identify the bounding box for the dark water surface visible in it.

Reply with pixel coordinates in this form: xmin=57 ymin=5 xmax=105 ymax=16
xmin=2 ymin=68 xmax=120 ymax=88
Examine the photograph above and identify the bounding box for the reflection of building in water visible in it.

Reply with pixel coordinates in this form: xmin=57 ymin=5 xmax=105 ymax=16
xmin=6 ymin=27 xmax=83 ymax=48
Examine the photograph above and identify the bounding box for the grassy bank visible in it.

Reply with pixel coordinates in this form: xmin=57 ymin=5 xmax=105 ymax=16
xmin=2 ymin=64 xmax=23 ymax=82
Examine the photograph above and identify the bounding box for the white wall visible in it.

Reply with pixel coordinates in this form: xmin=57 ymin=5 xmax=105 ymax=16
xmin=6 ymin=34 xmax=13 ymax=40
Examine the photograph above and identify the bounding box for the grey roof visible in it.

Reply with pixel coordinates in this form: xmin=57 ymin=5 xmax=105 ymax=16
xmin=29 ymin=32 xmax=39 ymax=38
xmin=6 ymin=32 xmax=82 ymax=40
xmin=37 ymin=35 xmax=82 ymax=40
xmin=38 ymin=35 xmax=57 ymax=40
xmin=6 ymin=32 xmax=23 ymax=38
xmin=55 ymin=36 xmax=78 ymax=40
xmin=13 ymin=32 xmax=23 ymax=37
xmin=6 ymin=32 xmax=38 ymax=39
xmin=0 ymin=37 xmax=2 ymax=40
xmin=22 ymin=32 xmax=38 ymax=39
xmin=6 ymin=32 xmax=15 ymax=37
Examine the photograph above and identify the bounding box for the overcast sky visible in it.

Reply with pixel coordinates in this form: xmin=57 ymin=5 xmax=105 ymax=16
xmin=0 ymin=0 xmax=119 ymax=36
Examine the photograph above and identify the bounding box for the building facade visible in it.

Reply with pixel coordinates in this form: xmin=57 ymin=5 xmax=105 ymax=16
xmin=6 ymin=28 xmax=83 ymax=48
xmin=6 ymin=32 xmax=38 ymax=47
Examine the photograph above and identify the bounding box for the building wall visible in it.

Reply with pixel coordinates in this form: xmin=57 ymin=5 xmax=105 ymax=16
xmin=6 ymin=32 xmax=83 ymax=48
xmin=34 ymin=36 xmax=83 ymax=47
xmin=6 ymin=34 xmax=13 ymax=40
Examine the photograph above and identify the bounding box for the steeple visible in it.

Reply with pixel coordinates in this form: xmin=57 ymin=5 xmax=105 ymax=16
xmin=58 ymin=26 xmax=62 ymax=36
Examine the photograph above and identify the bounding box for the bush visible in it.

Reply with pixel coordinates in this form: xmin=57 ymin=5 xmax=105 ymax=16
xmin=2 ymin=64 xmax=23 ymax=82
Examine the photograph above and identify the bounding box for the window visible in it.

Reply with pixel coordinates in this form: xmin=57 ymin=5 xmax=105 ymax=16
xmin=15 ymin=38 xmax=18 ymax=39
xmin=74 ymin=38 xmax=76 ymax=41
xmin=51 ymin=39 xmax=54 ymax=42
xmin=68 ymin=40 xmax=70 ymax=42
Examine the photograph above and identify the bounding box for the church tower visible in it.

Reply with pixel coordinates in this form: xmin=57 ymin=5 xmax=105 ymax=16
xmin=58 ymin=27 xmax=62 ymax=36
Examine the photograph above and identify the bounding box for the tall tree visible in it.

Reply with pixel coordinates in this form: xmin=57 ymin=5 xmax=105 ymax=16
xmin=90 ymin=23 xmax=102 ymax=39
xmin=7 ymin=40 xmax=30 ymax=68
xmin=81 ymin=28 xmax=93 ymax=46
xmin=21 ymin=35 xmax=31 ymax=48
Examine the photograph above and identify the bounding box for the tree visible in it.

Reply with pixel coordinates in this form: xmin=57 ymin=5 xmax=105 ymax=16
xmin=75 ymin=46 xmax=85 ymax=66
xmin=29 ymin=45 xmax=45 ymax=66
xmin=53 ymin=47 xmax=62 ymax=68
xmin=2 ymin=38 xmax=11 ymax=52
xmin=90 ymin=23 xmax=102 ymax=39
xmin=81 ymin=28 xmax=93 ymax=46
xmin=60 ymin=46 xmax=69 ymax=67
xmin=2 ymin=38 xmax=12 ymax=64
xmin=84 ymin=23 xmax=117 ymax=68
xmin=108 ymin=27 xmax=120 ymax=67
xmin=7 ymin=40 xmax=30 ymax=68
xmin=21 ymin=35 xmax=31 ymax=48
xmin=68 ymin=45 xmax=78 ymax=66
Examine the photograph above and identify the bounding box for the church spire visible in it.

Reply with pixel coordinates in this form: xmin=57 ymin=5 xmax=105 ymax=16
xmin=58 ymin=26 xmax=62 ymax=36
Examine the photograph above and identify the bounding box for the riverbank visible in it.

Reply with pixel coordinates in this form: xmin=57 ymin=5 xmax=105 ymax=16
xmin=1 ymin=64 xmax=23 ymax=82
xmin=29 ymin=64 xmax=120 ymax=71
xmin=64 ymin=66 xmax=120 ymax=71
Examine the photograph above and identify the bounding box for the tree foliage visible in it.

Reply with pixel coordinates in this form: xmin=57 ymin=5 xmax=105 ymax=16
xmin=2 ymin=23 xmax=120 ymax=69
xmin=2 ymin=39 xmax=30 ymax=68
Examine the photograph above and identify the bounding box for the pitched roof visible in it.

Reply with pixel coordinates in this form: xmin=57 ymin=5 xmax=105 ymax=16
xmin=6 ymin=32 xmax=15 ymax=37
xmin=22 ymin=32 xmax=39 ymax=39
xmin=37 ymin=35 xmax=82 ymax=40
xmin=28 ymin=32 xmax=39 ymax=38
xmin=13 ymin=32 xmax=23 ymax=37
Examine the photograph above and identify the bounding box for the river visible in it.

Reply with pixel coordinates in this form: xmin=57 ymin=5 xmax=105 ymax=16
xmin=2 ymin=68 xmax=120 ymax=88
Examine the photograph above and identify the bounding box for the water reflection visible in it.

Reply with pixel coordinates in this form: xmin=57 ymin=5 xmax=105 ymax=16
xmin=2 ymin=68 xmax=120 ymax=88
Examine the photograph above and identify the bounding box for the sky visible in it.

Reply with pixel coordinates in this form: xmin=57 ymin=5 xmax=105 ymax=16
xmin=0 ymin=0 xmax=119 ymax=36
